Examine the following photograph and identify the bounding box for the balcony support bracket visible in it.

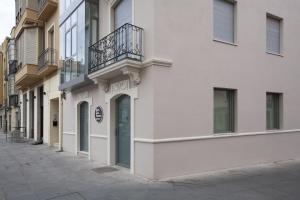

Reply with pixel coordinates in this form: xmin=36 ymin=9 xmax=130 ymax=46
xmin=92 ymin=78 xmax=109 ymax=92
xmin=121 ymin=67 xmax=141 ymax=86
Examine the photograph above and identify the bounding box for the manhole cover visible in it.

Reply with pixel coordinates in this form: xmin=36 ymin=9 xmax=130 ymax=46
xmin=92 ymin=167 xmax=119 ymax=174
xmin=47 ymin=192 xmax=85 ymax=200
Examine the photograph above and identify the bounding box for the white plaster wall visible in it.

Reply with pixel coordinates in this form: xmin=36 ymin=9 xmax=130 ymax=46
xmin=90 ymin=138 xmax=107 ymax=164
xmin=63 ymin=134 xmax=76 ymax=153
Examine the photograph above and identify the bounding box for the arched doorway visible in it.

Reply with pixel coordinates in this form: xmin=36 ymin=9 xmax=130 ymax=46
xmin=79 ymin=102 xmax=89 ymax=152
xmin=115 ymin=94 xmax=131 ymax=168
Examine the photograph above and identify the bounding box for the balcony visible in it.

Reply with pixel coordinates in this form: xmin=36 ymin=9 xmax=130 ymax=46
xmin=59 ymin=58 xmax=92 ymax=91
xmin=88 ymin=24 xmax=144 ymax=83
xmin=38 ymin=0 xmax=58 ymax=21
xmin=15 ymin=8 xmax=39 ymax=37
xmin=38 ymin=48 xmax=58 ymax=77
xmin=15 ymin=64 xmax=41 ymax=91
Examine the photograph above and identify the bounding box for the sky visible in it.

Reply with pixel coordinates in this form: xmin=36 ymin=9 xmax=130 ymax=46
xmin=0 ymin=0 xmax=15 ymax=44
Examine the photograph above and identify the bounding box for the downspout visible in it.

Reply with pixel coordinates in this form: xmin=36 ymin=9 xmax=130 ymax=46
xmin=58 ymin=91 xmax=64 ymax=152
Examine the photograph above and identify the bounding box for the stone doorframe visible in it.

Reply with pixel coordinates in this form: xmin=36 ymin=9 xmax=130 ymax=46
xmin=105 ymin=80 xmax=138 ymax=174
xmin=74 ymin=96 xmax=93 ymax=160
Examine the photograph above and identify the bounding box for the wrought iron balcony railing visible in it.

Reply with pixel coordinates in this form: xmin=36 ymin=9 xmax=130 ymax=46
xmin=60 ymin=58 xmax=83 ymax=84
xmin=89 ymin=23 xmax=143 ymax=74
xmin=38 ymin=48 xmax=57 ymax=69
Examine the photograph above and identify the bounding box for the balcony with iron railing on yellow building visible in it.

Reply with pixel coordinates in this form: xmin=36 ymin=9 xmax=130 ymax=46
xmin=38 ymin=48 xmax=58 ymax=77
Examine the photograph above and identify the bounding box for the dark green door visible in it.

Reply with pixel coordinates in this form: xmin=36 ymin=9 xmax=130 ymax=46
xmin=80 ymin=102 xmax=89 ymax=152
xmin=116 ymin=95 xmax=131 ymax=168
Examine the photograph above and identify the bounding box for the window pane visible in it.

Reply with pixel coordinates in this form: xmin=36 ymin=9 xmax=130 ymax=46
xmin=214 ymin=0 xmax=234 ymax=43
xmin=66 ymin=31 xmax=71 ymax=58
xmin=77 ymin=2 xmax=85 ymax=71
xmin=66 ymin=0 xmax=70 ymax=9
xmin=59 ymin=24 xmax=65 ymax=60
xmin=114 ymin=0 xmax=132 ymax=29
xmin=71 ymin=10 xmax=77 ymax=26
xmin=214 ymin=89 xmax=234 ymax=133
xmin=72 ymin=26 xmax=77 ymax=56
xmin=66 ymin=17 xmax=71 ymax=31
xmin=267 ymin=93 xmax=280 ymax=129
xmin=267 ymin=17 xmax=281 ymax=54
xmin=91 ymin=19 xmax=98 ymax=44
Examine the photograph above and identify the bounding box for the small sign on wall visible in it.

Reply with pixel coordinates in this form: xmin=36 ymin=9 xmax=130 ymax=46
xmin=95 ymin=106 xmax=104 ymax=123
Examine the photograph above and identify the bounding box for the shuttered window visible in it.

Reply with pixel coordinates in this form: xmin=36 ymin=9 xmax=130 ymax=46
xmin=114 ymin=0 xmax=132 ymax=29
xmin=214 ymin=0 xmax=235 ymax=43
xmin=266 ymin=93 xmax=281 ymax=130
xmin=214 ymin=89 xmax=235 ymax=133
xmin=266 ymin=16 xmax=281 ymax=54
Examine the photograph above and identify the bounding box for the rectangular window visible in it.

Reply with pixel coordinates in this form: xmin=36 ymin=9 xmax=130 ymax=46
xmin=266 ymin=93 xmax=281 ymax=130
xmin=266 ymin=15 xmax=281 ymax=54
xmin=65 ymin=31 xmax=71 ymax=58
xmin=71 ymin=26 xmax=77 ymax=56
xmin=214 ymin=88 xmax=235 ymax=133
xmin=213 ymin=0 xmax=235 ymax=43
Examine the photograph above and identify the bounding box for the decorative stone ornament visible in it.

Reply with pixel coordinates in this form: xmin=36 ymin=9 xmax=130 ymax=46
xmin=121 ymin=67 xmax=141 ymax=86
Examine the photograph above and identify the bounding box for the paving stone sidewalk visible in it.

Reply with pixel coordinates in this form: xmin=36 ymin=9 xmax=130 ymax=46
xmin=0 ymin=133 xmax=300 ymax=200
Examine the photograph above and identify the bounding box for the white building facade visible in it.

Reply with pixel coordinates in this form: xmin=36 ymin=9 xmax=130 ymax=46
xmin=60 ymin=0 xmax=300 ymax=179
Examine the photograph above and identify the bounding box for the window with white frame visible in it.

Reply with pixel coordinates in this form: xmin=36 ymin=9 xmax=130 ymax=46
xmin=213 ymin=0 xmax=235 ymax=43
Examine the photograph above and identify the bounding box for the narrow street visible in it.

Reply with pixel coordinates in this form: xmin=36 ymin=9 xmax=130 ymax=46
xmin=0 ymin=134 xmax=299 ymax=200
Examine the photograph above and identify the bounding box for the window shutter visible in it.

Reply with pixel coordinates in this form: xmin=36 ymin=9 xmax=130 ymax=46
xmin=267 ymin=17 xmax=281 ymax=54
xmin=214 ymin=0 xmax=235 ymax=43
xmin=114 ymin=0 xmax=132 ymax=29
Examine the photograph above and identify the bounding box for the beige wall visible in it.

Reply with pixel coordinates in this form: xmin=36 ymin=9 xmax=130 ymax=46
xmin=0 ymin=51 xmax=3 ymax=106
xmin=145 ymin=0 xmax=300 ymax=179
xmin=41 ymin=4 xmax=60 ymax=145
xmin=62 ymin=0 xmax=300 ymax=180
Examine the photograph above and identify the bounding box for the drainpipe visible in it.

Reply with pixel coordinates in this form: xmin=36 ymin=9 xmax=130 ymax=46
xmin=58 ymin=91 xmax=64 ymax=152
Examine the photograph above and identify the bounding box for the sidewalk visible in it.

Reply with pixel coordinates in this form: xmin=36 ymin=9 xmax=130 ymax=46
xmin=0 ymin=134 xmax=299 ymax=200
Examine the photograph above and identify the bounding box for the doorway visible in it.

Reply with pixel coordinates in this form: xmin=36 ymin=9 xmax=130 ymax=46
xmin=22 ymin=94 xmax=27 ymax=137
xmin=38 ymin=86 xmax=44 ymax=141
xmin=50 ymin=98 xmax=59 ymax=146
xmin=79 ymin=102 xmax=89 ymax=152
xmin=115 ymin=95 xmax=131 ymax=168
xmin=29 ymin=91 xmax=34 ymax=139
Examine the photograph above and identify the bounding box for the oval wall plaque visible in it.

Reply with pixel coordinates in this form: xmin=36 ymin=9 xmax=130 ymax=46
xmin=95 ymin=106 xmax=104 ymax=123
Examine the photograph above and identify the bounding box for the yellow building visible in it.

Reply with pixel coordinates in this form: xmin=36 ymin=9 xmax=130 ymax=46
xmin=16 ymin=0 xmax=61 ymax=147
